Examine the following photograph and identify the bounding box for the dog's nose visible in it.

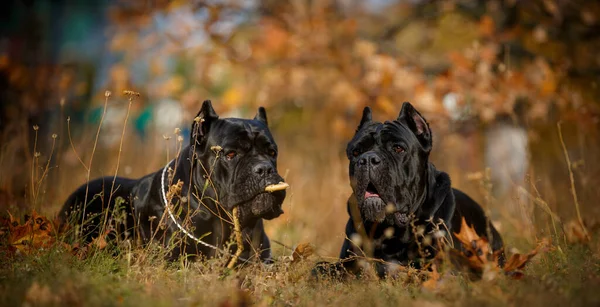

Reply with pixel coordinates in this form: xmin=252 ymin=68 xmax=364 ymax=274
xmin=253 ymin=162 xmax=274 ymax=176
xmin=359 ymin=152 xmax=381 ymax=166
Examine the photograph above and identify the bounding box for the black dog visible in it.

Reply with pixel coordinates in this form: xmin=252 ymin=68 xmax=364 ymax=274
xmin=59 ymin=100 xmax=286 ymax=262
xmin=318 ymin=102 xmax=504 ymax=278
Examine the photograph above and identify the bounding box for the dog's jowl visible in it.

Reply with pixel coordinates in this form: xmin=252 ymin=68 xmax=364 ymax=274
xmin=320 ymin=102 xmax=504 ymax=278
xmin=59 ymin=100 xmax=286 ymax=262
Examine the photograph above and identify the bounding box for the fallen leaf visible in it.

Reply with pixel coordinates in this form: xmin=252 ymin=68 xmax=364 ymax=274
xmin=92 ymin=233 xmax=109 ymax=250
xmin=292 ymin=243 xmax=314 ymax=263
xmin=453 ymin=217 xmax=491 ymax=268
xmin=502 ymin=237 xmax=552 ymax=278
xmin=422 ymin=264 xmax=441 ymax=291
xmin=565 ymin=219 xmax=590 ymax=244
xmin=8 ymin=210 xmax=57 ymax=254
xmin=450 ymin=218 xmax=550 ymax=280
xmin=479 ymin=15 xmax=495 ymax=37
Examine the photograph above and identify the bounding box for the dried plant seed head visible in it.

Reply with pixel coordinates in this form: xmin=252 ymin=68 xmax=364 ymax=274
xmin=163 ymin=135 xmax=171 ymax=140
xmin=350 ymin=233 xmax=362 ymax=246
xmin=433 ymin=230 xmax=446 ymax=239
xmin=33 ymin=125 xmax=39 ymax=131
xmin=34 ymin=152 xmax=41 ymax=158
xmin=384 ymin=227 xmax=395 ymax=238
xmin=174 ymin=127 xmax=181 ymax=134
xmin=105 ymin=90 xmax=112 ymax=97
xmin=385 ymin=203 xmax=396 ymax=214
xmin=51 ymin=134 xmax=57 ymax=139
xmin=123 ymin=90 xmax=140 ymax=97
xmin=210 ymin=145 xmax=223 ymax=152
xmin=177 ymin=136 xmax=183 ymax=142
xmin=194 ymin=116 xmax=201 ymax=123
xmin=423 ymin=235 xmax=432 ymax=246
xmin=60 ymin=98 xmax=65 ymax=106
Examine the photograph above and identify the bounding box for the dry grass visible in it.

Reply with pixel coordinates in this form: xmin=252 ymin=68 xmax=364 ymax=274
xmin=0 ymin=106 xmax=599 ymax=307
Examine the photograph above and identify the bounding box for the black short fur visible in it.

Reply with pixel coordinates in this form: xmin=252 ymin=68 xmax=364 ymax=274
xmin=59 ymin=100 xmax=286 ymax=262
xmin=316 ymin=102 xmax=504 ymax=278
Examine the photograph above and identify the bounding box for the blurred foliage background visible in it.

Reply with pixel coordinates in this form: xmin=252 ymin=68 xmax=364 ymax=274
xmin=1 ymin=0 xmax=599 ymax=256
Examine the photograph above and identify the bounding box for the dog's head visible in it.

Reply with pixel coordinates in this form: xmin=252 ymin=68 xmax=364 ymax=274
xmin=346 ymin=102 xmax=432 ymax=227
xmin=190 ymin=100 xmax=286 ymax=222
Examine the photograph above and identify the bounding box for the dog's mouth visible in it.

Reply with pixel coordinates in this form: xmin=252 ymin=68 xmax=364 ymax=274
xmin=365 ymin=182 xmax=381 ymax=199
xmin=358 ymin=181 xmax=411 ymax=226
xmin=246 ymin=191 xmax=285 ymax=215
xmin=357 ymin=181 xmax=386 ymax=222
xmin=234 ymin=182 xmax=287 ymax=221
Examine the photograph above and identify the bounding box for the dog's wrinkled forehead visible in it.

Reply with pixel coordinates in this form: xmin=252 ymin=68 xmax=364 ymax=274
xmin=347 ymin=122 xmax=381 ymax=150
xmin=380 ymin=120 xmax=419 ymax=144
xmin=206 ymin=118 xmax=276 ymax=149
xmin=347 ymin=120 xmax=419 ymax=154
xmin=348 ymin=103 xmax=433 ymax=156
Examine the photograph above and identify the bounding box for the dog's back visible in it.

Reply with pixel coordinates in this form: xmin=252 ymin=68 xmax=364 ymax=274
xmin=59 ymin=176 xmax=137 ymax=241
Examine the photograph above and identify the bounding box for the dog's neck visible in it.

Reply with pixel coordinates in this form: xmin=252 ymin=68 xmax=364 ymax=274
xmin=416 ymin=163 xmax=453 ymax=221
xmin=168 ymin=145 xmax=262 ymax=229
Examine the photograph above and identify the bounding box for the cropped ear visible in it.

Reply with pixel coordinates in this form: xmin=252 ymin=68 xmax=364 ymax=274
xmin=254 ymin=106 xmax=268 ymax=125
xmin=397 ymin=102 xmax=432 ymax=152
xmin=356 ymin=106 xmax=372 ymax=132
xmin=191 ymin=100 xmax=219 ymax=144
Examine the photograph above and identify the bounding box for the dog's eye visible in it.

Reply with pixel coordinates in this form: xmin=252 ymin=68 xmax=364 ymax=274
xmin=393 ymin=145 xmax=404 ymax=153
xmin=352 ymin=150 xmax=360 ymax=157
xmin=225 ymin=151 xmax=237 ymax=160
xmin=268 ymin=150 xmax=277 ymax=157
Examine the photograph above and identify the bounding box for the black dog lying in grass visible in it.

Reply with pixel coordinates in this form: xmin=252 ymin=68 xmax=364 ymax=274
xmin=316 ymin=102 xmax=504 ymax=278
xmin=59 ymin=100 xmax=287 ymax=263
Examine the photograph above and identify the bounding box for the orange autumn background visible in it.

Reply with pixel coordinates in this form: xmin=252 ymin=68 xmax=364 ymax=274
xmin=0 ymin=0 xmax=599 ymax=305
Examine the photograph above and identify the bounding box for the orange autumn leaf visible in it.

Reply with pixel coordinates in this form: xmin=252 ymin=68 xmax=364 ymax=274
xmin=91 ymin=229 xmax=112 ymax=250
xmin=451 ymin=217 xmax=551 ymax=279
xmin=2 ymin=210 xmax=115 ymax=258
xmin=292 ymin=242 xmax=314 ymax=263
xmin=565 ymin=219 xmax=590 ymax=244
xmin=479 ymin=15 xmax=495 ymax=37
xmin=453 ymin=217 xmax=491 ymax=267
xmin=8 ymin=210 xmax=58 ymax=254
xmin=454 ymin=217 xmax=481 ymax=245
xmin=503 ymin=238 xmax=552 ymax=279
xmin=422 ymin=263 xmax=441 ymax=291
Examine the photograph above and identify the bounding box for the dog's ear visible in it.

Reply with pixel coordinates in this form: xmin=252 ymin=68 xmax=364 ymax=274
xmin=398 ymin=102 xmax=432 ymax=151
xmin=356 ymin=107 xmax=372 ymax=131
xmin=191 ymin=100 xmax=219 ymax=143
xmin=254 ymin=106 xmax=268 ymax=125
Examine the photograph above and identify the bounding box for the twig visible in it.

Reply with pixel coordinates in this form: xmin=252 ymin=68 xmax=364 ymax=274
xmin=517 ymin=186 xmax=565 ymax=244
xmin=557 ymin=121 xmax=589 ymax=240
xmin=103 ymin=94 xmax=135 ymax=233
xmin=34 ymin=134 xmax=57 ymax=206
xmin=81 ymin=91 xmax=110 ymax=235
xmin=270 ymin=239 xmax=294 ymax=251
xmin=227 ymin=206 xmax=243 ymax=269
xmin=30 ymin=125 xmax=39 ymax=202
xmin=66 ymin=117 xmax=88 ymax=171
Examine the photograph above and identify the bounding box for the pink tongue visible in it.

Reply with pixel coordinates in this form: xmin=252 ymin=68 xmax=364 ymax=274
xmin=365 ymin=191 xmax=379 ymax=198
